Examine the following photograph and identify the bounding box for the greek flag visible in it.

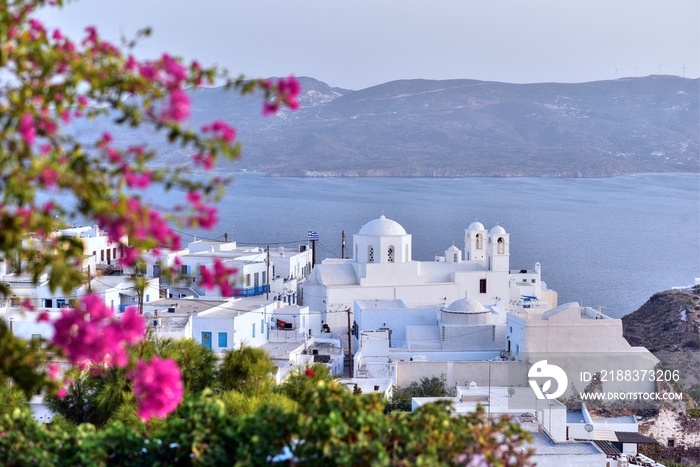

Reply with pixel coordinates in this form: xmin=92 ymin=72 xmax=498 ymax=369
xmin=307 ymin=230 xmax=320 ymax=241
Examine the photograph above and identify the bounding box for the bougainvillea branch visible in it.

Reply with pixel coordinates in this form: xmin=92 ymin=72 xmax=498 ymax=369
xmin=0 ymin=0 xmax=300 ymax=419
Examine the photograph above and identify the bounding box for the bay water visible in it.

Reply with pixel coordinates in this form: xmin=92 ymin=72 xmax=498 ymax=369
xmin=172 ymin=172 xmax=699 ymax=319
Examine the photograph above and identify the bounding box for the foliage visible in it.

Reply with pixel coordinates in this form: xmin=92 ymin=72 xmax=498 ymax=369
xmin=216 ymin=346 xmax=276 ymax=396
xmin=0 ymin=1 xmax=533 ymax=462
xmin=156 ymin=338 xmax=217 ymax=396
xmin=1 ymin=365 xmax=533 ymax=466
xmin=0 ymin=320 xmax=49 ymax=396
xmin=386 ymin=374 xmax=454 ymax=412
xmin=44 ymin=368 xmax=124 ymax=427
xmin=0 ymin=0 xmax=298 ymax=420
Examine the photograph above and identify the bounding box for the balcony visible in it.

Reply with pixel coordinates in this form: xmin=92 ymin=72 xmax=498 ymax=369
xmin=233 ymin=285 xmax=269 ymax=297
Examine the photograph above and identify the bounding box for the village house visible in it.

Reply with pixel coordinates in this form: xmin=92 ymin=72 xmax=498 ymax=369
xmin=143 ymin=239 xmax=311 ymax=304
xmin=301 ymin=216 xmax=557 ymax=359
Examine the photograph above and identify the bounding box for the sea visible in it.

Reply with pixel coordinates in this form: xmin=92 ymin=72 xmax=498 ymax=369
xmin=165 ymin=172 xmax=700 ymax=319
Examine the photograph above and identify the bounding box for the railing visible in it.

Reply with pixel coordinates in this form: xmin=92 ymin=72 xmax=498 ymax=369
xmin=233 ymin=285 xmax=269 ymax=297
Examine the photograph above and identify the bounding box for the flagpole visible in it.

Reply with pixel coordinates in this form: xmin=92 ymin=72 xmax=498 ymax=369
xmin=312 ymin=239 xmax=316 ymax=268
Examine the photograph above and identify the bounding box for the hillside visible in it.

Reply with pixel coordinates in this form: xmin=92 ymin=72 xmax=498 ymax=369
xmin=622 ymin=288 xmax=700 ymax=387
xmin=76 ymin=76 xmax=699 ymax=177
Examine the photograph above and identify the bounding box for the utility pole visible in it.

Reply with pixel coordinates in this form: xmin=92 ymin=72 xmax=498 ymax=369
xmin=266 ymin=245 xmax=270 ymax=300
xmin=341 ymin=230 xmax=346 ymax=259
xmin=347 ymin=308 xmax=353 ymax=377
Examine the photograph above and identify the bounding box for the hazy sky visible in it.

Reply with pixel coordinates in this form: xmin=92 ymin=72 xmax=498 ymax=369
xmin=39 ymin=0 xmax=699 ymax=90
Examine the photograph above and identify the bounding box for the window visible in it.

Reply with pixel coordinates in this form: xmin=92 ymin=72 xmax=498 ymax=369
xmin=261 ymin=319 xmax=264 ymax=333
xmin=453 ymin=253 xmax=458 ymax=262
xmin=355 ymin=245 xmax=358 ymax=260
xmin=368 ymin=246 xmax=374 ymax=263
xmin=388 ymin=246 xmax=395 ymax=262
xmin=262 ymin=271 xmax=267 ymax=284
xmin=476 ymin=234 xmax=483 ymax=249
xmin=218 ymin=332 xmax=227 ymax=347
xmin=405 ymin=245 xmax=409 ymax=261
xmin=245 ymin=274 xmax=251 ymax=287
xmin=254 ymin=272 xmax=259 ymax=287
xmin=44 ymin=299 xmax=53 ymax=308
xmin=497 ymin=237 xmax=504 ymax=254
xmin=252 ymin=323 xmax=256 ymax=338
xmin=100 ymin=250 xmax=104 ymax=261
xmin=112 ymin=247 xmax=117 ymax=257
xmin=480 ymin=279 xmax=487 ymax=294
xmin=181 ymin=264 xmax=189 ymax=275
xmin=531 ymin=279 xmax=536 ymax=283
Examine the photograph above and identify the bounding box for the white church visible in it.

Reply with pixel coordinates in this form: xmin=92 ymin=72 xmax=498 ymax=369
xmin=301 ymin=215 xmax=557 ymax=338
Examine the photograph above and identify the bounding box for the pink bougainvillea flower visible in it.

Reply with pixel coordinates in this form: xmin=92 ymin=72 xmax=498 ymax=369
xmin=262 ymin=101 xmax=279 ymax=116
xmin=161 ymin=53 xmax=187 ymax=87
xmin=277 ymin=75 xmax=301 ymax=110
xmin=192 ymin=152 xmax=214 ymax=170
xmin=18 ymin=114 xmax=36 ymax=145
xmin=47 ymin=363 xmax=60 ymax=379
xmin=131 ymin=357 xmax=183 ymax=420
xmin=202 ymin=120 xmax=236 ymax=142
xmin=162 ymin=89 xmax=190 ymax=122
xmin=123 ymin=168 xmax=152 ymax=188
xmin=198 ymin=259 xmax=237 ymax=297
xmin=50 ymin=294 xmax=145 ymax=368
xmin=39 ymin=167 xmax=58 ymax=188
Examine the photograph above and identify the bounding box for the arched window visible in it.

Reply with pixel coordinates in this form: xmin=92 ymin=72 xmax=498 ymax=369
xmin=476 ymin=233 xmax=482 ymax=249
xmin=368 ymin=246 xmax=374 ymax=263
xmin=388 ymin=246 xmax=395 ymax=263
xmin=497 ymin=237 xmax=504 ymax=254
xmin=355 ymin=244 xmax=358 ymax=261
xmin=405 ymin=245 xmax=409 ymax=261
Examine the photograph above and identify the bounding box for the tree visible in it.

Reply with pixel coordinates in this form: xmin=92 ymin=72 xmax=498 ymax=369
xmin=0 ymin=3 xmax=534 ymax=464
xmin=386 ymin=374 xmax=454 ymax=413
xmin=216 ymin=346 xmax=276 ymax=396
xmin=0 ymin=0 xmax=299 ymax=419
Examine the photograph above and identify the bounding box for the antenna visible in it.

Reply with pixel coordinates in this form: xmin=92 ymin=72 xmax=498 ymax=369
xmin=681 ymin=62 xmax=689 ymax=78
xmin=634 ymin=64 xmax=638 ymax=77
xmin=657 ymin=62 xmax=663 ymax=75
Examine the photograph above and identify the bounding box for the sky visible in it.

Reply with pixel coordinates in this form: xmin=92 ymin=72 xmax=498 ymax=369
xmin=39 ymin=0 xmax=699 ymax=90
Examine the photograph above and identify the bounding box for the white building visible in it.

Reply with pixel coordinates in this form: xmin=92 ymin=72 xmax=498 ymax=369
xmin=0 ymin=225 xmax=131 ymax=313
xmin=302 ymin=216 xmax=556 ymax=346
xmin=144 ymin=240 xmax=311 ymax=303
xmin=506 ymin=302 xmax=658 ymax=396
xmin=412 ymin=385 xmax=608 ymax=466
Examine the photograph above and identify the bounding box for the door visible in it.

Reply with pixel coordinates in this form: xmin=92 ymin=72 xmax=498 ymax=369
xmin=201 ymin=332 xmax=212 ymax=349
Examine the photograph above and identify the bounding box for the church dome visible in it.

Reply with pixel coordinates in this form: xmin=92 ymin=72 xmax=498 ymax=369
xmin=467 ymin=221 xmax=485 ymax=231
xmin=446 ymin=245 xmax=460 ymax=252
xmin=489 ymin=225 xmax=506 ymax=234
xmin=443 ymin=298 xmax=488 ymax=314
xmin=358 ymin=215 xmax=407 ymax=236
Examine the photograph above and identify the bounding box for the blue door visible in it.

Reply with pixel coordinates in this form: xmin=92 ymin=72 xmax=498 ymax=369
xmin=202 ymin=332 xmax=212 ymax=349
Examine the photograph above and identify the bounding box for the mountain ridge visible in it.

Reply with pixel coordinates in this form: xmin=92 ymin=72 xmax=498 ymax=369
xmin=85 ymin=76 xmax=700 ymax=177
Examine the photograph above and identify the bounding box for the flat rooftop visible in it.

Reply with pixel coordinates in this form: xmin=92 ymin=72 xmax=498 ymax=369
xmin=145 ymin=298 xmax=227 ymax=315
